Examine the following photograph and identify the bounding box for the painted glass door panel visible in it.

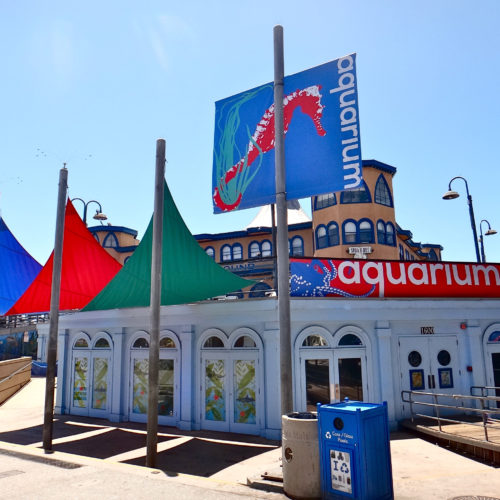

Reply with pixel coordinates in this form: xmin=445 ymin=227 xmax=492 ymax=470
xmin=72 ymin=354 xmax=90 ymax=413
xmin=158 ymin=359 xmax=174 ymax=417
xmin=202 ymin=356 xmax=228 ymax=430
xmin=333 ymin=351 xmax=367 ymax=403
xmin=132 ymin=357 xmax=149 ymax=418
xmin=201 ymin=352 xmax=259 ymax=434
xmin=91 ymin=356 xmax=110 ymax=412
xmin=130 ymin=356 xmax=177 ymax=424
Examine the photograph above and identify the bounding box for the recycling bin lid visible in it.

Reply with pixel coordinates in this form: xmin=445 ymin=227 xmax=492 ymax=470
xmin=286 ymin=411 xmax=317 ymax=419
xmin=319 ymin=401 xmax=384 ymax=412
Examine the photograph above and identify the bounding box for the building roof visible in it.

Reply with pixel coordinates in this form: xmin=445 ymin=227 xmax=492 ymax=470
xmin=0 ymin=216 xmax=42 ymax=315
xmin=245 ymin=200 xmax=311 ymax=229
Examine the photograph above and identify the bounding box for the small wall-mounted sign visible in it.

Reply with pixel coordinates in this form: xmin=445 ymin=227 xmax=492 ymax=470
xmin=420 ymin=326 xmax=435 ymax=335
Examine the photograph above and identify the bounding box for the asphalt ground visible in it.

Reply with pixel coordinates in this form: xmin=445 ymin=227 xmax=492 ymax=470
xmin=1 ymin=378 xmax=500 ymax=499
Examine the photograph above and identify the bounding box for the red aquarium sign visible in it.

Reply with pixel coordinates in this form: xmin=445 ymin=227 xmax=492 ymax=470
xmin=290 ymin=258 xmax=500 ymax=298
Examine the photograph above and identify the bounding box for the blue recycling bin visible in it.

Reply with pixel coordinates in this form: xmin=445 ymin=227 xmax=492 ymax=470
xmin=317 ymin=400 xmax=393 ymax=499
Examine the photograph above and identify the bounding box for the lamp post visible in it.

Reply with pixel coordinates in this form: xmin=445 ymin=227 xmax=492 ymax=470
xmin=71 ymin=198 xmax=107 ymax=226
xmin=442 ymin=176 xmax=481 ymax=263
xmin=479 ymin=219 xmax=497 ymax=263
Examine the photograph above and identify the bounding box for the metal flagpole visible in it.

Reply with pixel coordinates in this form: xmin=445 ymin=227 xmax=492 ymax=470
xmin=273 ymin=25 xmax=293 ymax=416
xmin=146 ymin=139 xmax=165 ymax=468
xmin=42 ymin=164 xmax=68 ymax=452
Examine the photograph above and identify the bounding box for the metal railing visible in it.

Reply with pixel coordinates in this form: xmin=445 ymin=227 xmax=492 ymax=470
xmin=0 ymin=361 xmax=32 ymax=387
xmin=0 ymin=313 xmax=49 ymax=330
xmin=401 ymin=389 xmax=500 ymax=442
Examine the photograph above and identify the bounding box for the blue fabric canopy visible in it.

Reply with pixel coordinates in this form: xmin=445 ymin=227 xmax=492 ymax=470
xmin=0 ymin=216 xmax=42 ymax=315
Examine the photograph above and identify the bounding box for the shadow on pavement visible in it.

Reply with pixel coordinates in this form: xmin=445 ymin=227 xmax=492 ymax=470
xmin=124 ymin=437 xmax=275 ymax=477
xmin=0 ymin=415 xmax=279 ymax=477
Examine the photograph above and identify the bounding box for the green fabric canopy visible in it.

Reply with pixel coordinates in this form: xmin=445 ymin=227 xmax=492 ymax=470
xmin=84 ymin=182 xmax=253 ymax=311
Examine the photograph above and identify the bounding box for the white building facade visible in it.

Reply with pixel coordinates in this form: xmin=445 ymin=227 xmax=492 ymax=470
xmin=38 ymin=296 xmax=500 ymax=440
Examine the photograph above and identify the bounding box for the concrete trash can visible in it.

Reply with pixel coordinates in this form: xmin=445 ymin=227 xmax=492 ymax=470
xmin=282 ymin=412 xmax=321 ymax=499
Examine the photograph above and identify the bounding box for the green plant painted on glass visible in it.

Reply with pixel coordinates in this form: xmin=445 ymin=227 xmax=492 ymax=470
xmin=92 ymin=357 xmax=108 ymax=410
xmin=205 ymin=359 xmax=225 ymax=421
xmin=234 ymin=360 xmax=256 ymax=424
xmin=158 ymin=359 xmax=174 ymax=416
xmin=73 ymin=356 xmax=88 ymax=408
xmin=133 ymin=359 xmax=148 ymax=414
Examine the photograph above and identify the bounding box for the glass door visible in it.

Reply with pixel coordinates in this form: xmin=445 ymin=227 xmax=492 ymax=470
xmin=129 ymin=352 xmax=177 ymax=425
xmin=301 ymin=352 xmax=334 ymax=411
xmin=201 ymin=351 xmax=260 ymax=434
xmin=333 ymin=350 xmax=367 ymax=403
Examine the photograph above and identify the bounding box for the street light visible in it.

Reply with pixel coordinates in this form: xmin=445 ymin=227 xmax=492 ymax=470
xmin=71 ymin=198 xmax=107 ymax=226
xmin=442 ymin=176 xmax=481 ymax=263
xmin=479 ymin=219 xmax=497 ymax=263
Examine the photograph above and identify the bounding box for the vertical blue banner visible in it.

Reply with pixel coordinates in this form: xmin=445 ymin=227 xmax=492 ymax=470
xmin=212 ymin=54 xmax=362 ymax=213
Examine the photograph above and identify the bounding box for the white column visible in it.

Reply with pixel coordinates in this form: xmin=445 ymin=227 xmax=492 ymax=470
xmin=263 ymin=322 xmax=281 ymax=440
xmin=465 ymin=322 xmax=486 ymax=390
xmin=178 ymin=325 xmax=194 ymax=431
xmin=110 ymin=330 xmax=123 ymax=422
xmin=375 ymin=321 xmax=396 ymax=427
xmin=54 ymin=329 xmax=68 ymax=415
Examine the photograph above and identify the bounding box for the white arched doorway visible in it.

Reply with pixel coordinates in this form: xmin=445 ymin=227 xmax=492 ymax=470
xmin=70 ymin=332 xmax=113 ymax=418
xmin=129 ymin=330 xmax=180 ymax=426
xmin=484 ymin=325 xmax=500 ymax=405
xmin=296 ymin=325 xmax=370 ymax=411
xmin=199 ymin=327 xmax=263 ymax=435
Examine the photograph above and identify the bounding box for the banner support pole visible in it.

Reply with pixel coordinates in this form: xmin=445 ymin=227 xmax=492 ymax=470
xmin=42 ymin=164 xmax=68 ymax=452
xmin=146 ymin=139 xmax=165 ymax=468
xmin=273 ymin=25 xmax=293 ymax=416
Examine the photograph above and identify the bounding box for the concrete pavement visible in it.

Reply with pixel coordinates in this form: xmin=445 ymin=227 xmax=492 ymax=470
xmin=1 ymin=378 xmax=500 ymax=499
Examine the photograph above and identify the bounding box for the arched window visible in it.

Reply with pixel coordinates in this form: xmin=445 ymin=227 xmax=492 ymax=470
xmin=428 ymin=249 xmax=438 ymax=261
xmin=94 ymin=338 xmax=110 ymax=348
xmin=132 ymin=337 xmax=149 ymax=349
xmin=290 ymin=236 xmax=304 ymax=256
xmin=405 ymin=250 xmax=410 ymax=260
xmin=386 ymin=223 xmax=395 ymax=246
xmin=340 ymin=182 xmax=371 ymax=204
xmin=343 ymin=220 xmax=357 ymax=244
xmin=327 ymin=222 xmax=339 ymax=246
xmin=488 ymin=331 xmax=500 ymax=342
xmin=316 ymin=226 xmax=328 ymax=249
xmin=103 ymin=233 xmax=118 ymax=248
xmin=93 ymin=234 xmax=100 ymax=244
xmin=399 ymin=245 xmax=404 ymax=260
xmin=359 ymin=220 xmax=374 ymax=243
xmin=221 ymin=244 xmax=232 ymax=262
xmin=261 ymin=240 xmax=272 ymax=257
xmin=314 ymin=193 xmax=336 ymax=210
xmin=160 ymin=337 xmax=176 ymax=348
xmin=234 ymin=336 xmax=257 ymax=348
xmin=338 ymin=334 xmax=363 ymax=346
xmin=302 ymin=334 xmax=328 ymax=347
xmin=205 ymin=247 xmax=215 ymax=260
xmin=374 ymin=174 xmax=393 ymax=207
xmin=74 ymin=338 xmax=89 ymax=348
xmin=249 ymin=241 xmax=260 ymax=258
xmin=232 ymin=243 xmax=243 ymax=260
xmin=377 ymin=220 xmax=386 ymax=244
xmin=249 ymin=282 xmax=272 ymax=298
xmin=203 ymin=336 xmax=224 ymax=348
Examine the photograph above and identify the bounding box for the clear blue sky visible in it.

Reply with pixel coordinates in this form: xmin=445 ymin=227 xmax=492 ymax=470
xmin=1 ymin=1 xmax=499 ymax=264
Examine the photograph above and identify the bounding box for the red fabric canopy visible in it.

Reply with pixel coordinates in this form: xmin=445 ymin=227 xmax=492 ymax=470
xmin=6 ymin=199 xmax=122 ymax=315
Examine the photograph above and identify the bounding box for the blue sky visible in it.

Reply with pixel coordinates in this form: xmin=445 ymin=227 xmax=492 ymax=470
xmin=1 ymin=1 xmax=499 ymax=264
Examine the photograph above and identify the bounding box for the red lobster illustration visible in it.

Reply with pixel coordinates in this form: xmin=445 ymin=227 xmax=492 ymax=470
xmin=213 ymin=85 xmax=327 ymax=211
